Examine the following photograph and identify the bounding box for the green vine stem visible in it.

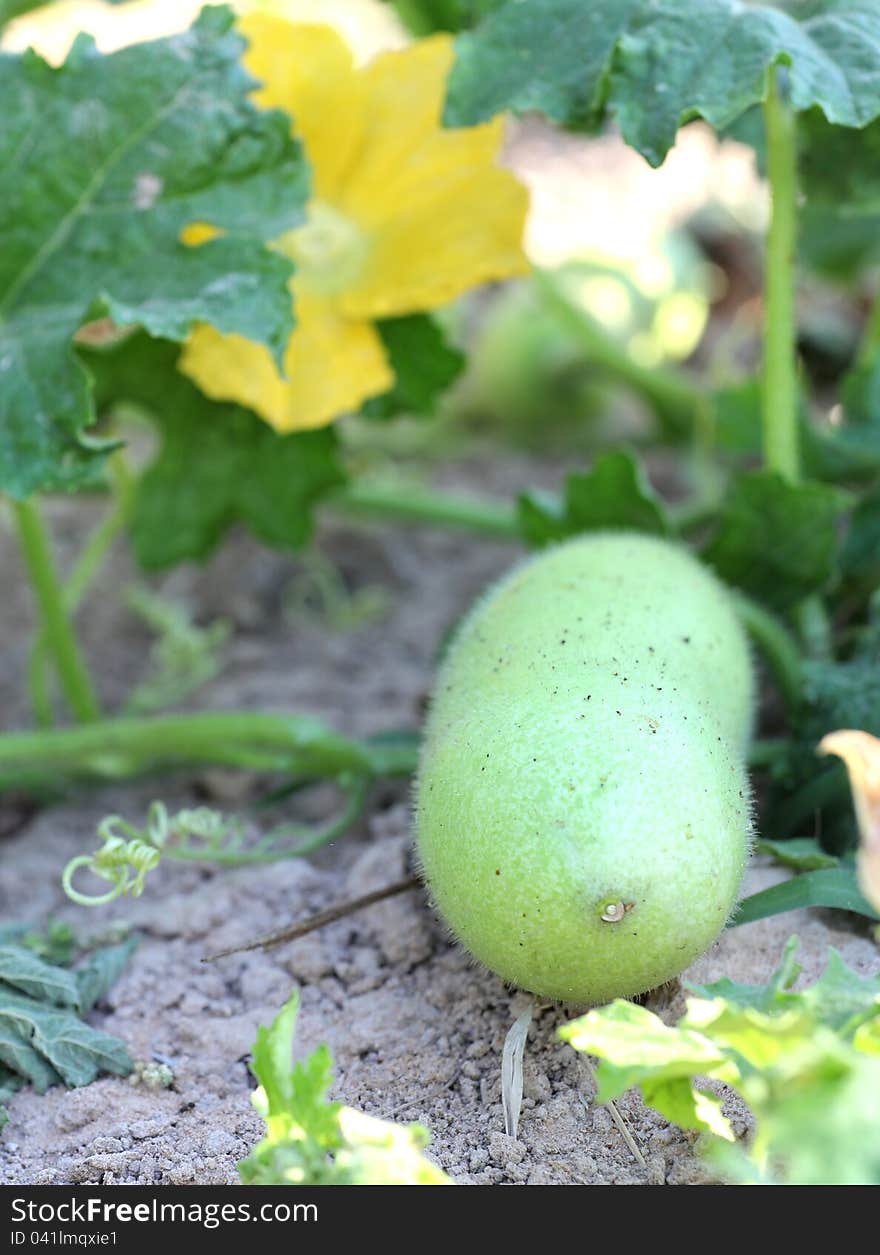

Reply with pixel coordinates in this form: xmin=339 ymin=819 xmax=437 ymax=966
xmin=763 ymin=66 xmax=833 ymax=659
xmin=11 ymin=498 xmax=101 ymax=724
xmin=62 ymin=785 xmax=377 ymax=907
xmin=532 ymin=268 xmax=704 ymax=438
xmin=326 ymin=480 xmax=520 ymax=539
xmin=30 ymin=453 xmax=135 ymax=727
xmin=0 ymin=710 xmax=415 ymax=793
xmin=762 ymin=63 xmax=800 ymax=482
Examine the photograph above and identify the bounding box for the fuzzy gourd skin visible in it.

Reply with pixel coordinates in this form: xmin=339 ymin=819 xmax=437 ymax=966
xmin=415 ymin=533 xmax=754 ymax=1005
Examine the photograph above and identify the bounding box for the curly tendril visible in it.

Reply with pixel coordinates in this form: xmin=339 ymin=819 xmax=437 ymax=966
xmin=61 ymin=776 xmax=371 ymax=906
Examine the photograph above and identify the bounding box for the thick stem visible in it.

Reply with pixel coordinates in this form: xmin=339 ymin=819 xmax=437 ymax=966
xmin=0 ymin=710 xmax=411 ymax=792
xmin=326 ymin=481 xmax=520 ymax=540
xmin=762 ymin=64 xmax=800 ymax=481
xmin=12 ymin=499 xmax=100 ymax=724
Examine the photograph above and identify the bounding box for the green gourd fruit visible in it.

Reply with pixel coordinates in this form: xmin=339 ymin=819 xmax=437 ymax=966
xmin=415 ymin=532 xmax=754 ymax=1004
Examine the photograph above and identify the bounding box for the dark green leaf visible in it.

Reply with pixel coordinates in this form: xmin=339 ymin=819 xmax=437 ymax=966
xmin=385 ymin=0 xmax=504 ymax=35
xmin=842 ymin=488 xmax=880 ymax=585
xmin=0 ymin=6 xmax=308 ymax=498
xmin=75 ymin=938 xmax=138 ymax=1015
xmin=87 ymin=334 xmax=345 ymax=570
xmin=517 ymin=449 xmax=669 ymax=547
xmin=797 ymin=948 xmax=880 ymax=1035
xmin=0 ymin=1016 xmax=62 ymax=1092
xmin=711 ymin=374 xmax=880 ymax=482
xmin=712 ymin=379 xmax=764 ymax=455
xmin=0 ymin=0 xmax=47 ymax=27
xmin=801 ymin=110 xmax=880 ymax=211
xmin=702 ymin=470 xmax=843 ymax=611
xmin=730 ymin=866 xmax=880 ymax=926
xmin=446 ymin=0 xmax=880 ymax=167
xmin=0 ymin=946 xmax=79 ymax=1008
xmin=0 ymin=987 xmax=132 ymax=1087
xmin=362 ymin=315 xmax=465 ymax=419
xmin=799 ymin=651 xmax=880 ymax=749
xmin=799 ymin=205 xmax=880 ymax=280
xmin=689 ymin=938 xmax=880 ymax=1037
xmin=686 ymin=935 xmax=803 ymax=1011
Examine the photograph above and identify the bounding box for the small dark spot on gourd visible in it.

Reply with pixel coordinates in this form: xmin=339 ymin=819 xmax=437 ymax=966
xmin=495 ymin=868 xmax=501 ymax=876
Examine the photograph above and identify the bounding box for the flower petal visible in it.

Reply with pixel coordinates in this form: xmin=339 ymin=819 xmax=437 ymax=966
xmin=239 ymin=14 xmax=365 ymax=201
xmin=819 ymin=729 xmax=880 ymax=913
xmin=341 ymin=115 xmax=530 ymax=318
xmin=179 ymin=291 xmax=393 ymax=432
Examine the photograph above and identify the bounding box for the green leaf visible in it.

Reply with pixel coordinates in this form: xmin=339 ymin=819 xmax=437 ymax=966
xmin=0 ymin=946 xmax=80 ymax=1009
xmin=797 ymin=949 xmax=880 ymax=1036
xmin=642 ymin=1077 xmax=734 ymax=1140
xmin=800 ymin=111 xmax=880 ymax=212
xmin=75 ymin=938 xmax=138 ymax=1015
xmin=754 ymin=836 xmax=839 ymax=871
xmin=447 ymin=0 xmax=880 ymax=166
xmin=518 ymin=449 xmax=669 ymax=547
xmin=362 ymin=315 xmax=465 ymax=420
xmin=702 ymin=470 xmax=843 ymax=611
xmin=0 ymin=1016 xmax=62 ymax=1092
xmin=562 ymin=936 xmax=880 ymax=1184
xmin=799 ymin=651 xmax=880 ymax=749
xmin=446 ymin=0 xmax=642 ymax=133
xmin=0 ymin=936 xmax=134 ymax=1127
xmin=384 ymin=0 xmax=505 ymax=35
xmin=0 ymin=0 xmax=47 ymax=28
xmin=0 ymin=6 xmax=308 ymax=498
xmin=686 ymin=934 xmax=803 ymax=1013
xmin=800 ymin=205 xmax=880 ymax=280
xmin=842 ymin=487 xmax=880 ymax=586
xmin=250 ymin=990 xmax=304 ymax=1120
xmin=560 ymin=1000 xmax=726 ymax=1101
xmin=0 ymin=986 xmax=132 ymax=1087
xmin=730 ymin=866 xmax=880 ymax=926
xmin=87 ymin=334 xmax=345 ymax=570
xmin=241 ymin=993 xmax=450 ymax=1184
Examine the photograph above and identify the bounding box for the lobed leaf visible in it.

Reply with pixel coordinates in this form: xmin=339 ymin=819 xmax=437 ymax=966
xmin=87 ymin=333 xmax=345 ymax=570
xmin=0 ymin=945 xmax=80 ymax=1009
xmin=0 ymin=6 xmax=308 ymax=498
xmin=518 ymin=449 xmax=669 ymax=547
xmin=74 ymin=937 xmax=138 ymax=1016
xmin=362 ymin=315 xmax=465 ymax=420
xmin=0 ymin=986 xmax=132 ymax=1087
xmin=702 ymin=470 xmax=844 ymax=611
xmin=446 ymin=0 xmax=880 ymax=166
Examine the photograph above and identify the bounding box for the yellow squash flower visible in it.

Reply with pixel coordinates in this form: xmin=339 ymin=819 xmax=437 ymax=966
xmin=179 ymin=15 xmax=530 ymax=432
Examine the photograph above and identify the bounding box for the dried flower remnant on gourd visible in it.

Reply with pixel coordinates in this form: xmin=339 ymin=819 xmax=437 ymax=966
xmin=819 ymin=730 xmax=880 ymax=913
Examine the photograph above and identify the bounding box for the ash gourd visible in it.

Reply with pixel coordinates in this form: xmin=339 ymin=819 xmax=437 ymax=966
xmin=415 ymin=532 xmax=754 ymax=1004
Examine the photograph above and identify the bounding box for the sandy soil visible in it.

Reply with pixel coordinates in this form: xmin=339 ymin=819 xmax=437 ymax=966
xmin=1 ymin=467 xmax=878 ymax=1186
